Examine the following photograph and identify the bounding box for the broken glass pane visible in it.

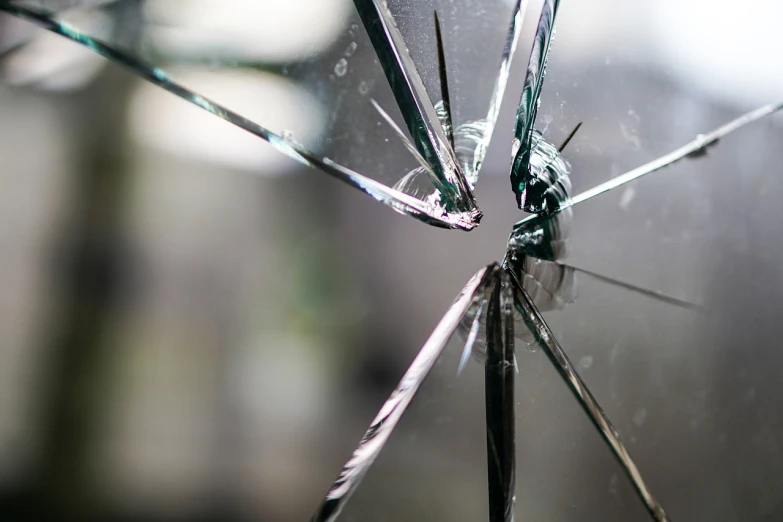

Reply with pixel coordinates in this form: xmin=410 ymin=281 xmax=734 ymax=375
xmin=323 ymin=291 xmax=491 ymax=522
xmin=2 ymin=0 xmax=783 ymax=521
xmin=1 ymin=0 xmax=530 ymax=229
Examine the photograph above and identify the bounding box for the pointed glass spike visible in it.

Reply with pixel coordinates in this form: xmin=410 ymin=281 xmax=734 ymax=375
xmin=484 ymin=270 xmax=516 ymax=522
xmin=433 ymin=10 xmax=454 ymax=151
xmin=511 ymin=308 xmax=661 ymax=522
xmin=457 ymin=290 xmax=490 ymax=376
xmin=513 ymin=99 xmax=783 ymax=231
xmin=505 ymin=212 xmax=701 ymax=312
xmin=310 ymin=265 xmax=499 ymax=522
xmin=454 ymin=285 xmax=492 ymax=372
xmin=558 ymin=120 xmax=582 ymax=152
xmin=352 ymin=0 xmax=477 ymax=213
xmin=509 ymin=0 xmax=561 ymax=211
xmin=383 ymin=0 xmax=530 ymax=188
xmin=568 ymin=100 xmax=783 ymax=206
xmin=509 ymin=274 xmax=670 ymax=521
xmin=323 ymin=320 xmax=491 ymax=522
xmin=0 ymin=1 xmax=487 ymax=229
xmin=564 ymin=263 xmax=703 ymax=311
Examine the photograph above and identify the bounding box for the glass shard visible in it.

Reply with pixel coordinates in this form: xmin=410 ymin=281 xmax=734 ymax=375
xmin=510 ymin=274 xmax=670 ymax=521
xmin=433 ymin=11 xmax=454 ymax=151
xmin=569 ymin=100 xmax=783 ymax=207
xmin=512 ymin=98 xmax=783 ymax=233
xmin=384 ymin=0 xmax=530 ymax=188
xmin=506 ymin=213 xmax=701 ymax=313
xmin=512 ymin=311 xmax=658 ymax=522
xmin=352 ymin=0 xmax=476 ymax=214
xmin=508 ymin=204 xmax=572 ymax=262
xmin=325 ymin=318 xmax=490 ymax=522
xmin=310 ymin=265 xmax=498 ymax=522
xmin=523 ymin=129 xmax=573 ymax=214
xmin=0 ymin=1 xmax=492 ymax=229
xmin=566 ymin=263 xmax=703 ymax=312
xmin=510 ymin=0 xmax=561 ymax=211
xmin=483 ymin=270 xmax=516 ymax=522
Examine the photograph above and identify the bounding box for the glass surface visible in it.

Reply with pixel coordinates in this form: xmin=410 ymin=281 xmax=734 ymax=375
xmin=336 ymin=330 xmax=489 ymax=522
xmin=1 ymin=1 xmax=783 ymax=521
xmin=3 ymin=0 xmax=527 ymax=229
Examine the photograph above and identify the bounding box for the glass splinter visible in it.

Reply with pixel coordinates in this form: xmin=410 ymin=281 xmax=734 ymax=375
xmin=510 ymin=0 xmax=560 ymax=210
xmin=508 ymin=273 xmax=670 ymax=522
xmin=570 ymin=100 xmax=783 ymax=206
xmin=458 ymin=299 xmax=486 ymax=376
xmin=434 ymin=11 xmax=455 ymax=151
xmin=371 ymin=99 xmax=437 ymax=179
xmin=514 ymin=99 xmax=783 ymax=230
xmin=563 ymin=261 xmax=704 ymax=311
xmin=0 ymin=2 xmax=485 ymax=230
xmin=485 ymin=0 xmax=529 ymax=140
xmin=484 ymin=272 xmax=516 ymax=522
xmin=558 ymin=121 xmax=583 ymax=152
xmin=11 ymin=2 xmax=781 ymax=520
xmin=352 ymin=0 xmax=478 ymax=215
xmin=455 ymin=0 xmax=530 ymax=188
xmin=505 ymin=195 xmax=701 ymax=311
xmin=309 ymin=266 xmax=499 ymax=522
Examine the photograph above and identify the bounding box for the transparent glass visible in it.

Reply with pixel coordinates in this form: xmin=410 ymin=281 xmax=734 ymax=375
xmin=1 ymin=1 xmax=782 ymax=521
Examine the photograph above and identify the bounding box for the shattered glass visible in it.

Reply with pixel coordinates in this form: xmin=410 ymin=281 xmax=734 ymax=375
xmin=1 ymin=0 xmax=532 ymax=229
xmin=1 ymin=0 xmax=783 ymax=521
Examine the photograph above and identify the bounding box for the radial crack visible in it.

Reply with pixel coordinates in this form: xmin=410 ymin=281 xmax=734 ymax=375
xmin=309 ymin=265 xmax=499 ymax=522
xmin=456 ymin=0 xmax=530 ymax=186
xmin=508 ymin=271 xmax=670 ymax=522
xmin=562 ymin=261 xmax=703 ymax=311
xmin=510 ymin=0 xmax=561 ymax=210
xmin=514 ymin=99 xmax=783 ymax=231
xmin=0 ymin=2 xmax=485 ymax=230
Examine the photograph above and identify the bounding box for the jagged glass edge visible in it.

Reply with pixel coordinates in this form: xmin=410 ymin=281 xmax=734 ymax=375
xmin=498 ymin=96 xmax=783 ymax=522
xmin=484 ymin=270 xmax=516 ymax=522
xmin=509 ymin=0 xmax=559 ymax=208
xmin=353 ymin=0 xmax=535 ymax=206
xmin=467 ymin=0 xmax=529 ymax=188
xmin=353 ymin=0 xmax=478 ymax=214
xmin=437 ymin=0 xmax=531 ymax=190
xmin=309 ymin=265 xmax=499 ymax=522
xmin=513 ymin=100 xmax=783 ymax=231
xmin=506 ymin=269 xmax=671 ymax=521
xmin=0 ymin=2 xmax=485 ymax=230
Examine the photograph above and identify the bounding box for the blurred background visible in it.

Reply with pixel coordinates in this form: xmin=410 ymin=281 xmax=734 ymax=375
xmin=1 ymin=0 xmax=782 ymax=520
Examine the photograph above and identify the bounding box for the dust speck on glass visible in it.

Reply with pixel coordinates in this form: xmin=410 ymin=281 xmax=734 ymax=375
xmin=1 ymin=0 xmax=781 ymax=521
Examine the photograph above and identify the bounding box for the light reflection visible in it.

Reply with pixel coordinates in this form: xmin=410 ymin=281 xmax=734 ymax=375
xmin=144 ymin=0 xmax=352 ymax=63
xmin=557 ymin=0 xmax=783 ymax=107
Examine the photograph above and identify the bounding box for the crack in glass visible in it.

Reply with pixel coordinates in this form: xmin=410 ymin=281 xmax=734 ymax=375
xmin=1 ymin=0 xmax=782 ymax=520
